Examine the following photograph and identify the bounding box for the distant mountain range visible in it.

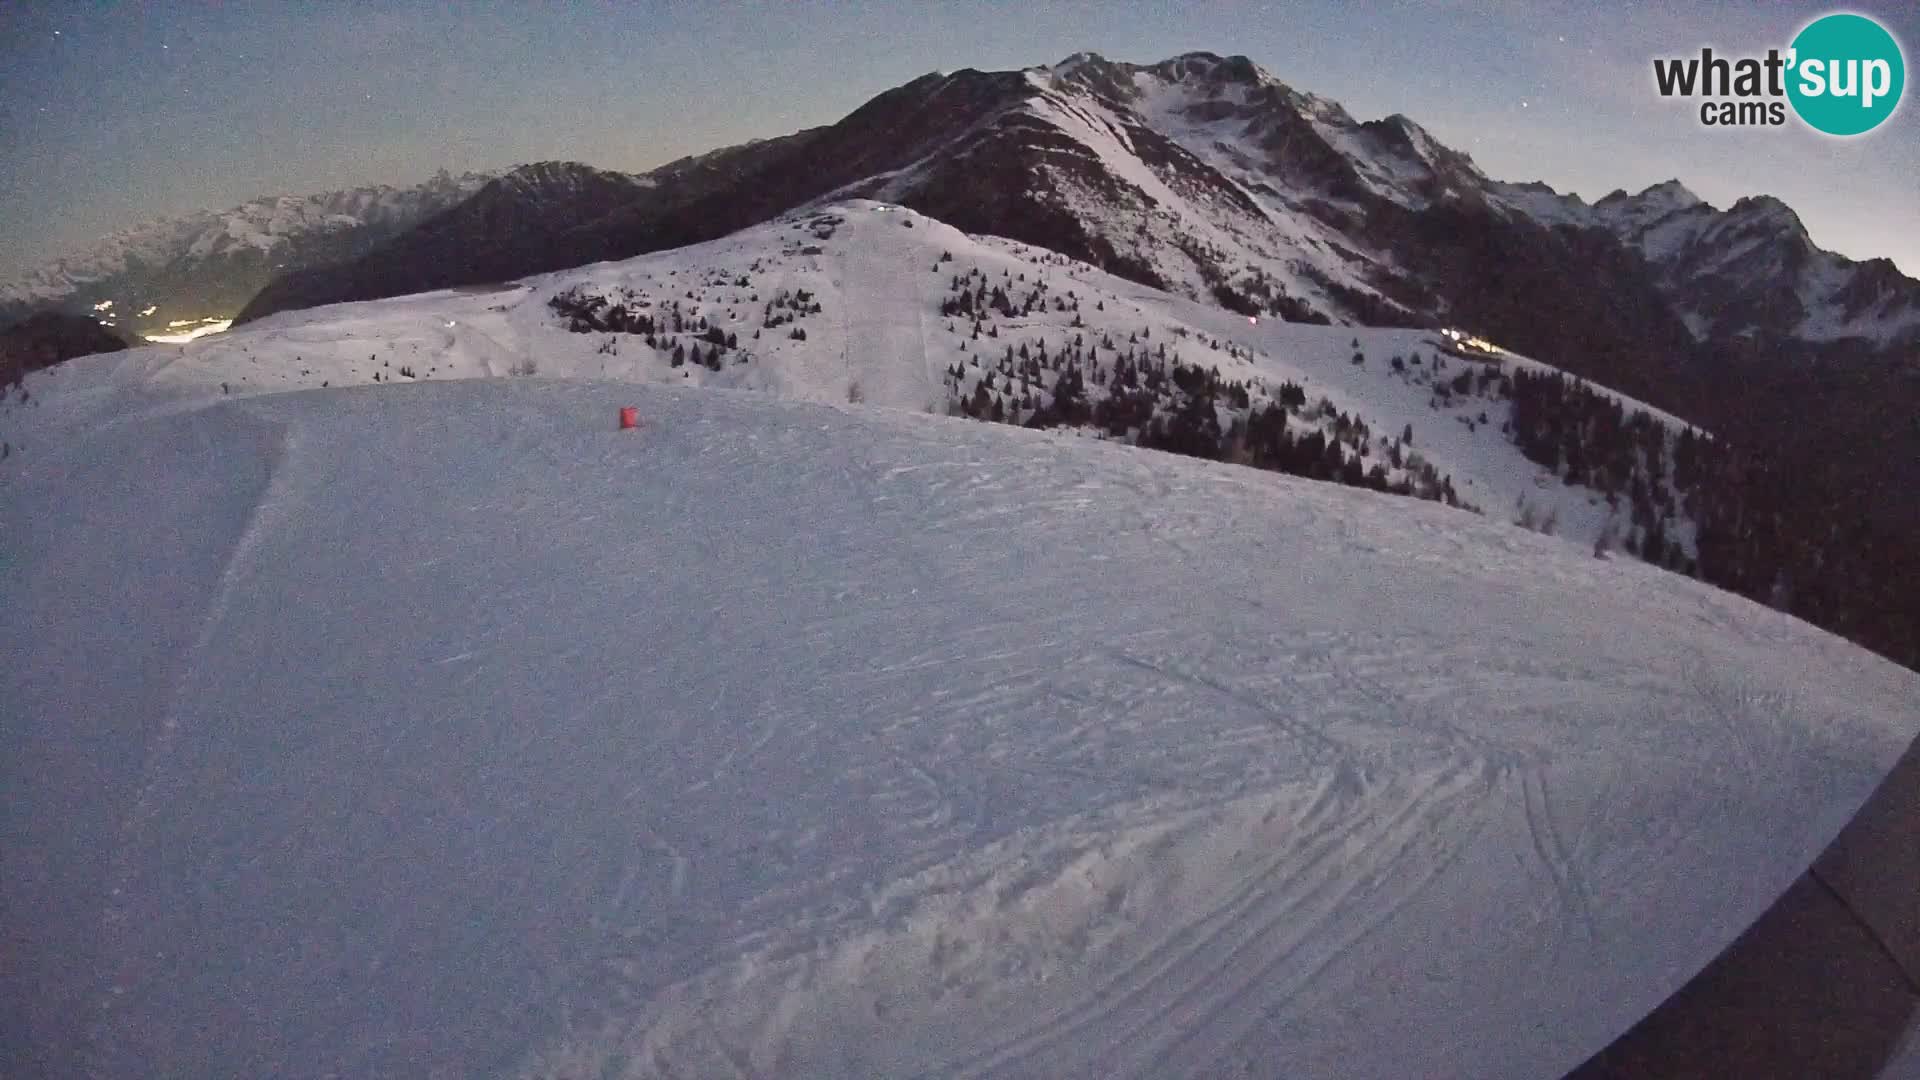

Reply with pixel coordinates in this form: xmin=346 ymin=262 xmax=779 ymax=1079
xmin=0 ymin=171 xmax=490 ymax=337
xmin=207 ymin=52 xmax=1919 ymax=365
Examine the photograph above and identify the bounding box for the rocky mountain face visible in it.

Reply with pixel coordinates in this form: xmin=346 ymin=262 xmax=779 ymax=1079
xmin=938 ymin=52 xmax=1917 ymax=386
xmin=0 ymin=171 xmax=489 ymax=338
xmin=1501 ymin=178 xmax=1920 ymax=348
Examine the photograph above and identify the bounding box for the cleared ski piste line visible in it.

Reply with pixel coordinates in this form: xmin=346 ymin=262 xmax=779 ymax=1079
xmin=3 ymin=377 xmax=1914 ymax=1078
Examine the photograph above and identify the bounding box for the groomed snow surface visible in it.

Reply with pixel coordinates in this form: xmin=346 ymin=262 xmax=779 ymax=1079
xmin=3 ymin=377 xmax=1916 ymax=1078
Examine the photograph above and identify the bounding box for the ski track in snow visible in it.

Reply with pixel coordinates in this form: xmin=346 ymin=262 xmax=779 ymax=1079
xmin=85 ymin=413 xmax=303 ymax=1073
xmin=942 ymin=758 xmax=1496 ymax=1078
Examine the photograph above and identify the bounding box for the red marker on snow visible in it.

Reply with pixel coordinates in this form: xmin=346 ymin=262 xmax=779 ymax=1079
xmin=619 ymin=406 xmax=639 ymax=430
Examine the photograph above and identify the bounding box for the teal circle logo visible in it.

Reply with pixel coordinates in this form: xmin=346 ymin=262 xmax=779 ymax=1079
xmin=1787 ymin=13 xmax=1905 ymax=135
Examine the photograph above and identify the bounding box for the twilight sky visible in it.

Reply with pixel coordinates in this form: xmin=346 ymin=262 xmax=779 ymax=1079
xmin=3 ymin=0 xmax=1917 ymax=279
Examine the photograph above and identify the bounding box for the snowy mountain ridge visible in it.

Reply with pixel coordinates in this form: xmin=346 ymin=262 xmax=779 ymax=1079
xmin=988 ymin=50 xmax=1920 ymax=349
xmin=492 ymin=160 xmax=656 ymax=203
xmin=1490 ymin=177 xmax=1920 ymax=346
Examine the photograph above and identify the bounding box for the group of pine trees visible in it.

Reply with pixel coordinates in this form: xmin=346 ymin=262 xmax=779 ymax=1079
xmin=549 ymin=286 xmax=657 ymax=337
xmin=1502 ymin=358 xmax=1920 ymax=667
xmin=762 ymin=288 xmax=822 ymax=329
xmin=550 ymin=282 xmax=817 ymax=375
xmin=1208 ymin=277 xmax=1329 ymax=325
xmin=938 ymin=266 xmax=1086 ymax=323
xmin=1505 ymin=367 xmax=1694 ymax=572
xmin=933 ymin=274 xmax=1466 ymax=509
xmin=1683 ymin=425 xmax=1920 ymax=664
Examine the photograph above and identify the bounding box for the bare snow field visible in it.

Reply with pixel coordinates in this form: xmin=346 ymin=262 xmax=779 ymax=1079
xmin=3 ymin=373 xmax=1915 ymax=1078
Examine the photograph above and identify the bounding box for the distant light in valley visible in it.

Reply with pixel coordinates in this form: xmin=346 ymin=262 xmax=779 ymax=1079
xmin=1440 ymin=327 xmax=1503 ymax=355
xmin=144 ymin=319 xmax=233 ymax=344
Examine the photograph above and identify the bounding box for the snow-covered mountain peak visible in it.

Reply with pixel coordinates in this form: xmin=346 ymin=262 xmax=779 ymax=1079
xmin=1130 ymin=51 xmax=1338 ymax=120
xmin=1578 ymin=180 xmax=1920 ymax=346
xmin=1038 ymin=51 xmax=1144 ymax=103
xmin=1049 ymin=50 xmax=1111 ymax=75
xmin=1041 ymin=50 xmax=1330 ymax=125
xmin=1726 ymin=193 xmax=1807 ymax=234
xmin=491 ymin=161 xmax=649 ymax=203
xmin=1642 ymin=177 xmax=1703 ymax=207
xmin=1358 ymin=111 xmax=1487 ymax=183
xmin=1141 ymin=51 xmax=1287 ymax=95
xmin=1592 ymin=178 xmax=1705 ymax=229
xmin=929 ymin=51 xmax=1901 ymax=358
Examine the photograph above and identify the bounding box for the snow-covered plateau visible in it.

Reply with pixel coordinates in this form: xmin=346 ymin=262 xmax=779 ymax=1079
xmin=2 ymin=205 xmax=1916 ymax=1079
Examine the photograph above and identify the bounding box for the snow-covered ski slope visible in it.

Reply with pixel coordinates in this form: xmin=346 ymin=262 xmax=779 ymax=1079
xmin=2 ymin=200 xmax=1694 ymax=556
xmin=2 ymin=376 xmax=1914 ymax=1078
